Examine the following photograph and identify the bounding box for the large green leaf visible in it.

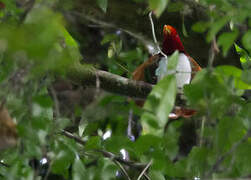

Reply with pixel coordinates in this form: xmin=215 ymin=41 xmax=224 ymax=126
xmin=141 ymin=75 xmax=176 ymax=135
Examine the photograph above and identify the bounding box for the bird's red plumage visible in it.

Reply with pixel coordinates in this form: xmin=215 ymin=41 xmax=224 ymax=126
xmin=162 ymin=25 xmax=186 ymax=55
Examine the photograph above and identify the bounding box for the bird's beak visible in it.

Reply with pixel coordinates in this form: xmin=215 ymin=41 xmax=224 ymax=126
xmin=163 ymin=25 xmax=171 ymax=35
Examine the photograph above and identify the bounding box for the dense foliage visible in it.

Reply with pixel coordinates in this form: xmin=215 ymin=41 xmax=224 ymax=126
xmin=0 ymin=0 xmax=251 ymax=179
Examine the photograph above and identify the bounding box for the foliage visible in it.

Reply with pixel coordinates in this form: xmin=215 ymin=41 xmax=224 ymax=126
xmin=0 ymin=0 xmax=251 ymax=179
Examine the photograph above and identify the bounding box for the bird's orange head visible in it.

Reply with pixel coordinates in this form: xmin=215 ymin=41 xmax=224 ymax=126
xmin=163 ymin=25 xmax=178 ymax=37
xmin=162 ymin=25 xmax=185 ymax=55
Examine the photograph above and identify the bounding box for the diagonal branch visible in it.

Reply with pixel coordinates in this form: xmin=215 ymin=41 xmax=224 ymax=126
xmin=67 ymin=62 xmax=153 ymax=99
xmin=61 ymin=129 xmax=147 ymax=169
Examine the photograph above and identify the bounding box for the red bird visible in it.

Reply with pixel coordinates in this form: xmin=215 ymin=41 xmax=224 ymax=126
xmin=162 ymin=25 xmax=201 ymax=75
xmin=132 ymin=25 xmax=201 ymax=87
xmin=133 ymin=25 xmax=201 ymax=118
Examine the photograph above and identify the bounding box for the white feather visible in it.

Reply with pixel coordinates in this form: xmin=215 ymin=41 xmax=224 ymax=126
xmin=175 ymin=53 xmax=191 ymax=88
xmin=155 ymin=53 xmax=191 ymax=89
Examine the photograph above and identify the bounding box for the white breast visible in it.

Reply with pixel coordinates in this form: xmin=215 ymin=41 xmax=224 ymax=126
xmin=155 ymin=53 xmax=191 ymax=89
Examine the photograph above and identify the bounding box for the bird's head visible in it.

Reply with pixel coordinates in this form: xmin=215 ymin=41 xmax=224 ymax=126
xmin=162 ymin=25 xmax=185 ymax=55
xmin=163 ymin=25 xmax=177 ymax=37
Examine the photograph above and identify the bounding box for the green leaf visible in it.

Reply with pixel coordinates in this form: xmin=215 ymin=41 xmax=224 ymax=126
xmin=217 ymin=30 xmax=239 ymax=56
xmin=32 ymin=95 xmax=53 ymax=108
xmin=242 ymin=30 xmax=251 ymax=51
xmin=104 ymin=136 xmax=133 ymax=153
xmin=182 ymin=19 xmax=188 ymax=37
xmin=101 ymin=34 xmax=117 ymax=45
xmin=134 ymin=134 xmax=162 ymax=155
xmin=233 ymin=141 xmax=251 ymax=176
xmin=215 ymin=65 xmax=251 ymax=89
xmin=72 ymin=157 xmax=86 ymax=180
xmin=149 ymin=170 xmax=165 ymax=180
xmin=155 ymin=51 xmax=179 ymax=80
xmin=192 ymin=21 xmax=209 ymax=33
xmin=163 ymin=122 xmax=181 ymax=160
xmin=97 ymin=0 xmax=108 ymax=13
xmin=242 ymin=69 xmax=251 ymax=84
xmin=51 ymin=150 xmax=74 ymax=176
xmin=186 ymin=147 xmax=211 ymax=176
xmin=167 ymin=2 xmax=184 ymax=12
xmin=207 ymin=16 xmax=230 ymax=41
xmin=142 ymin=75 xmax=176 ymax=135
xmin=235 ymin=43 xmax=251 ymax=69
xmin=149 ymin=0 xmax=168 ymax=18
xmin=167 ymin=50 xmax=179 ymax=70
xmin=216 ymin=117 xmax=246 ymax=154
xmin=85 ymin=136 xmax=101 ymax=150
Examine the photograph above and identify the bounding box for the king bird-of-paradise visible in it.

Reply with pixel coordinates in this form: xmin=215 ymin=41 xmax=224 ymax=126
xmin=132 ymin=25 xmax=201 ymax=118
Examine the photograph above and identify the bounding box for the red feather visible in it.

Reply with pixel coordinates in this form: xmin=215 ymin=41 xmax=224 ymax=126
xmin=162 ymin=25 xmax=185 ymax=55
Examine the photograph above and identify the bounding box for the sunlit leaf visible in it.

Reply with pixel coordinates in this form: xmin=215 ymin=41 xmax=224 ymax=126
xmin=235 ymin=43 xmax=251 ymax=69
xmin=149 ymin=0 xmax=168 ymax=18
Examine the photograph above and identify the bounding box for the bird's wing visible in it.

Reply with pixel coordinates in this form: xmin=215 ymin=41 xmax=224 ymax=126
xmin=188 ymin=56 xmax=202 ymax=78
xmin=132 ymin=54 xmax=160 ymax=81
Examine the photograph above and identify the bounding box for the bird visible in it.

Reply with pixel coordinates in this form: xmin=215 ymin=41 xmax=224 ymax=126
xmin=161 ymin=25 xmax=201 ymax=78
xmin=132 ymin=25 xmax=202 ymax=118
xmin=133 ymin=25 xmax=201 ymax=85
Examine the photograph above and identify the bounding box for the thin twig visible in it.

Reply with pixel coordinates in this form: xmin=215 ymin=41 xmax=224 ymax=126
xmin=61 ymin=130 xmax=146 ymax=169
xmin=199 ymin=116 xmax=206 ymax=147
xmin=49 ymin=86 xmax=60 ymax=118
xmin=97 ymin=150 xmax=146 ymax=169
xmin=61 ymin=130 xmax=86 ymax=145
xmin=43 ymin=160 xmax=51 ymax=180
xmin=115 ymin=61 xmax=130 ymax=73
xmin=208 ymin=35 xmax=219 ymax=69
xmin=127 ymin=109 xmax=134 ymax=141
xmin=148 ymin=11 xmax=167 ymax=59
xmin=114 ymin=160 xmax=131 ymax=180
xmin=71 ymin=12 xmax=154 ymax=50
xmin=95 ymin=72 xmax=100 ymax=98
xmin=137 ymin=159 xmax=152 ymax=180
xmin=0 ymin=161 xmax=9 ymax=168
xmin=19 ymin=0 xmax=35 ymax=23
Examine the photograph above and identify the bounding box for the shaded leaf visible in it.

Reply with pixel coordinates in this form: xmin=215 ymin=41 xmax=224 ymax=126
xmin=72 ymin=157 xmax=86 ymax=180
xmin=217 ymin=30 xmax=239 ymax=56
xmin=97 ymin=0 xmax=108 ymax=13
xmin=242 ymin=30 xmax=251 ymax=51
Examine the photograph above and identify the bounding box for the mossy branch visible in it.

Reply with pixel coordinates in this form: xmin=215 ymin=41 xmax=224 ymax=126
xmin=67 ymin=62 xmax=153 ymax=98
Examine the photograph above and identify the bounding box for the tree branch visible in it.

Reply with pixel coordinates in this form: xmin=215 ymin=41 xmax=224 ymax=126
xmin=66 ymin=62 xmax=153 ymax=99
xmin=61 ymin=130 xmax=147 ymax=169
